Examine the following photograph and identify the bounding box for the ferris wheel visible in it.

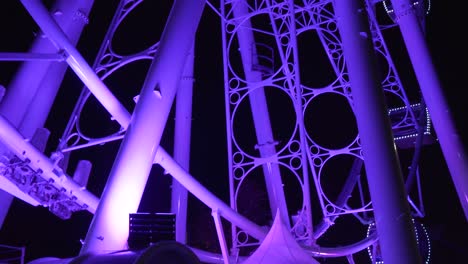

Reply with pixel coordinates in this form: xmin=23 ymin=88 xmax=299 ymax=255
xmin=0 ymin=1 xmax=465 ymax=263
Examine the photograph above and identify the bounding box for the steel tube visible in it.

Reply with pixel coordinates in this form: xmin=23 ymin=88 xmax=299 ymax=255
xmin=333 ymin=0 xmax=422 ymax=263
xmin=390 ymin=0 xmax=468 ymax=221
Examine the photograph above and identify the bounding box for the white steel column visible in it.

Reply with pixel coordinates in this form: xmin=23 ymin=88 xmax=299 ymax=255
xmin=171 ymin=45 xmax=195 ymax=243
xmin=0 ymin=0 xmax=94 ymax=229
xmin=80 ymin=0 xmax=206 ymax=254
xmin=19 ymin=0 xmax=131 ymax=128
xmin=334 ymin=0 xmax=422 ymax=263
xmin=390 ymin=0 xmax=468 ymax=220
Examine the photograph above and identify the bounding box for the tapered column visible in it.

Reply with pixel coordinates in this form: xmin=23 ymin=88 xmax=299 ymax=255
xmin=0 ymin=0 xmax=94 ymax=229
xmin=80 ymin=0 xmax=206 ymax=254
xmin=171 ymin=45 xmax=195 ymax=243
xmin=390 ymin=0 xmax=468 ymax=220
xmin=333 ymin=0 xmax=422 ymax=263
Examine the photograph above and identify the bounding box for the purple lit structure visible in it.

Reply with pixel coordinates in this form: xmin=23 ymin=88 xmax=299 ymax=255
xmin=0 ymin=0 xmax=465 ymax=263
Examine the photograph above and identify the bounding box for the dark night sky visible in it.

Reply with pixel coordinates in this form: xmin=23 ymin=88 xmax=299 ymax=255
xmin=0 ymin=1 xmax=467 ymax=263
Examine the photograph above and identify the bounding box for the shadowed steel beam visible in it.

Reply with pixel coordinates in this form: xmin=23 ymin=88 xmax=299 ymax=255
xmin=333 ymin=0 xmax=422 ymax=263
xmin=390 ymin=0 xmax=468 ymax=221
xmin=232 ymin=0 xmax=290 ymax=227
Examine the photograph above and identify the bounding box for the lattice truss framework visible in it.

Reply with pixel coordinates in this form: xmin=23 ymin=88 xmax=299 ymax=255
xmin=221 ymin=0 xmax=430 ymax=251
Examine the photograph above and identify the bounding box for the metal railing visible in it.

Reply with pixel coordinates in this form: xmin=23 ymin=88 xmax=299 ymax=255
xmin=0 ymin=244 xmax=25 ymax=264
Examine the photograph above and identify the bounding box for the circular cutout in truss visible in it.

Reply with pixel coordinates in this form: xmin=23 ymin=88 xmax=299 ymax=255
xmin=235 ymin=165 xmax=272 ymax=227
xmin=102 ymin=58 xmax=152 ymax=109
xmin=78 ymin=95 xmax=122 ymax=140
xmin=304 ymin=92 xmax=358 ymax=150
xmin=318 ymin=153 xmax=371 ymax=211
xmin=231 ymin=85 xmax=296 ymax=158
xmin=78 ymin=59 xmax=151 ymax=139
xmin=111 ymin=1 xmax=170 ymax=55
xmin=235 ymin=162 xmax=305 ymax=232
xmin=383 ymin=88 xmax=408 ymax=111
xmin=297 ymin=29 xmax=338 ymax=88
